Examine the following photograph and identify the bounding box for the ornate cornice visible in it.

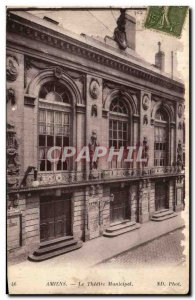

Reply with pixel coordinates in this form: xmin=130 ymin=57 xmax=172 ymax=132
xmin=7 ymin=13 xmax=185 ymax=95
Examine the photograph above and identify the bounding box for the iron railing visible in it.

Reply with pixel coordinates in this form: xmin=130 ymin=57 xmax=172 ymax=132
xmin=8 ymin=166 xmax=184 ymax=191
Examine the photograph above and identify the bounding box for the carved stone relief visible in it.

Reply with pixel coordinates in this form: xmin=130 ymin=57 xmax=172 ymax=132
xmin=89 ymin=79 xmax=100 ymax=99
xmin=178 ymin=104 xmax=183 ymax=118
xmin=177 ymin=140 xmax=183 ymax=169
xmin=7 ymin=88 xmax=16 ymax=106
xmin=178 ymin=121 xmax=183 ymax=130
xmin=7 ymin=123 xmax=20 ymax=187
xmin=143 ymin=114 xmax=148 ymax=125
xmin=142 ymin=94 xmax=150 ymax=110
xmin=143 ymin=137 xmax=149 ymax=167
xmin=6 ymin=55 xmax=19 ymax=82
xmin=89 ymin=131 xmax=99 ymax=172
xmin=91 ymin=104 xmax=98 ymax=117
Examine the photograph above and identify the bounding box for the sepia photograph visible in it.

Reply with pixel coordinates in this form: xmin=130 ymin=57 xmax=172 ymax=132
xmin=6 ymin=6 xmax=189 ymax=295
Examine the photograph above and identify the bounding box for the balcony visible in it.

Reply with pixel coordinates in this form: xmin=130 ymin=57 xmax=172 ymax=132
xmin=8 ymin=166 xmax=184 ymax=193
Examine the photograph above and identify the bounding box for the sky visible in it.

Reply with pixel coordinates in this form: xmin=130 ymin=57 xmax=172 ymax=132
xmin=29 ymin=8 xmax=189 ymax=81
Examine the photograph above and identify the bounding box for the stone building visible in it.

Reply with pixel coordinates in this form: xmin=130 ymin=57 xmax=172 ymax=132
xmin=7 ymin=10 xmax=185 ymax=261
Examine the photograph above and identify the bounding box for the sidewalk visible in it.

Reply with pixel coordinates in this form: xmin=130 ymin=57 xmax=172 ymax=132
xmin=9 ymin=212 xmax=185 ymax=268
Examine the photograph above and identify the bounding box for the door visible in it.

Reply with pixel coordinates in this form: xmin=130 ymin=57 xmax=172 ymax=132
xmin=155 ymin=182 xmax=167 ymax=211
xmin=40 ymin=195 xmax=71 ymax=242
xmin=110 ymin=188 xmax=129 ymax=223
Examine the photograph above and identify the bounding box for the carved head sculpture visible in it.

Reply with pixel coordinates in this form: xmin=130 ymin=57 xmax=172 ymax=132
xmin=90 ymin=131 xmax=97 ymax=145
xmin=7 ymin=88 xmax=16 ymax=106
xmin=143 ymin=114 xmax=148 ymax=125
xmin=91 ymin=104 xmax=98 ymax=117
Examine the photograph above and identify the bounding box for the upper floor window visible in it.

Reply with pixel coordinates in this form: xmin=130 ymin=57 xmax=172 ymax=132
xmin=39 ymin=81 xmax=71 ymax=104
xmin=38 ymin=80 xmax=72 ymax=172
xmin=154 ymin=108 xmax=168 ymax=167
xmin=110 ymin=98 xmax=129 ymax=115
xmin=109 ymin=98 xmax=129 ymax=169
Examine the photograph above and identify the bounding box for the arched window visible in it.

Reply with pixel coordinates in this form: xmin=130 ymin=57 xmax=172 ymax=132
xmin=38 ymin=80 xmax=72 ymax=172
xmin=39 ymin=81 xmax=71 ymax=104
xmin=154 ymin=108 xmax=168 ymax=166
xmin=109 ymin=98 xmax=129 ymax=169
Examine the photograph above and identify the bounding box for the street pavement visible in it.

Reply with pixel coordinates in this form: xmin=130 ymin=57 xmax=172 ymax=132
xmin=99 ymin=229 xmax=185 ymax=267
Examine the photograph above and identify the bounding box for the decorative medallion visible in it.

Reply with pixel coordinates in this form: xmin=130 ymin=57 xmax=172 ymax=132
xmin=55 ymin=173 xmax=63 ymax=182
xmin=89 ymin=79 xmax=100 ymax=99
xmin=178 ymin=104 xmax=183 ymax=118
xmin=6 ymin=55 xmax=19 ymax=82
xmin=142 ymin=95 xmax=150 ymax=110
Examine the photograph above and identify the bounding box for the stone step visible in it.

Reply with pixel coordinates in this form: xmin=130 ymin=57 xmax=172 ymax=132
xmin=154 ymin=209 xmax=170 ymax=215
xmin=106 ymin=221 xmax=137 ymax=233
xmin=34 ymin=239 xmax=78 ymax=256
xmin=28 ymin=241 xmax=83 ymax=262
xmin=152 ymin=210 xmax=174 ymax=218
xmin=40 ymin=236 xmax=74 ymax=248
xmin=103 ymin=223 xmax=140 ymax=238
xmin=151 ymin=212 xmax=177 ymax=222
xmin=110 ymin=219 xmax=130 ymax=227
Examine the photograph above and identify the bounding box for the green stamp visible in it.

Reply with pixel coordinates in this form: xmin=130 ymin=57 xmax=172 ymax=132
xmin=144 ymin=6 xmax=188 ymax=37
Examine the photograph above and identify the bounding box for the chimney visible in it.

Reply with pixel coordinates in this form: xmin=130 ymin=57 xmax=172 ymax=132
xmin=125 ymin=14 xmax=136 ymax=50
xmin=155 ymin=42 xmax=165 ymax=72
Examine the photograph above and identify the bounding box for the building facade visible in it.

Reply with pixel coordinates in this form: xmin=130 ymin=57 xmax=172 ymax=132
xmin=7 ymin=11 xmax=185 ymax=261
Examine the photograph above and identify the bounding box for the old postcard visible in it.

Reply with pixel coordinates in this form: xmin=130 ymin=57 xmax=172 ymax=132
xmin=6 ymin=6 xmax=190 ymax=295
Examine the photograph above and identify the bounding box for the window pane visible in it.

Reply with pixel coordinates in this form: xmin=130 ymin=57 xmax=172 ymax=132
xmin=40 ymin=160 xmax=45 ymax=171
xmin=46 ymin=160 xmax=52 ymax=171
xmin=55 ymin=112 xmax=62 ymax=124
xmin=113 ymin=121 xmax=117 ymax=130
xmin=113 ymin=131 xmax=117 ymax=139
xmin=47 ymin=135 xmax=54 ymax=147
xmin=57 ymin=160 xmax=62 ymax=171
xmin=39 ymin=110 xmax=46 ymax=122
xmin=39 ymin=135 xmax=45 ymax=147
xmin=63 ymin=160 xmax=68 ymax=171
xmin=56 ymin=136 xmax=62 ymax=147
xmin=118 ymin=122 xmax=122 ymax=130
xmin=39 ymin=148 xmax=45 ymax=159
xmin=64 ymin=114 xmax=69 ymax=125
xmin=123 ymin=132 xmax=127 ymax=140
xmin=63 ymin=137 xmax=69 ymax=147
xmin=118 ymin=131 xmax=122 ymax=139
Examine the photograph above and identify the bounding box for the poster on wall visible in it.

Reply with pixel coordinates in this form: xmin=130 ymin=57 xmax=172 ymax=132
xmin=6 ymin=6 xmax=190 ymax=295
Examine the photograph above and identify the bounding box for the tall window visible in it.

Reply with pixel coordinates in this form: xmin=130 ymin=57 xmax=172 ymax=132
xmin=109 ymin=98 xmax=129 ymax=169
xmin=154 ymin=109 xmax=168 ymax=166
xmin=38 ymin=81 xmax=72 ymax=172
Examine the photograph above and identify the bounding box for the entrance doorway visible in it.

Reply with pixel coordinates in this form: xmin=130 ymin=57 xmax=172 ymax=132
xmin=40 ymin=195 xmax=71 ymax=242
xmin=110 ymin=187 xmax=129 ymax=223
xmin=155 ymin=182 xmax=167 ymax=211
